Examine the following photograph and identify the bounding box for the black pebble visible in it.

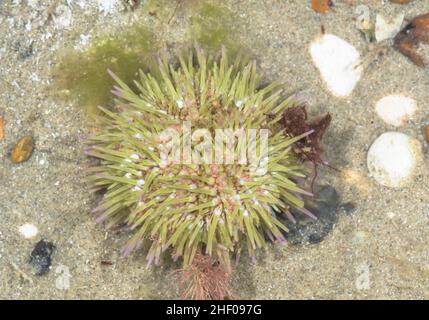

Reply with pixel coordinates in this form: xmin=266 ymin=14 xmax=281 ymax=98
xmin=29 ymin=240 xmax=56 ymax=276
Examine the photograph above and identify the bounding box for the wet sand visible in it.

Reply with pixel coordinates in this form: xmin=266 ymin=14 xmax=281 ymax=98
xmin=0 ymin=0 xmax=428 ymax=299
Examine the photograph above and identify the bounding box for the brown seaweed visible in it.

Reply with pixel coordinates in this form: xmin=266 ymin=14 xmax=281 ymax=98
xmin=283 ymin=105 xmax=331 ymax=166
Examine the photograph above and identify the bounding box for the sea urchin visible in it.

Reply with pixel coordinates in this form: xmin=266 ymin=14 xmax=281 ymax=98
xmin=85 ymin=47 xmax=316 ymax=298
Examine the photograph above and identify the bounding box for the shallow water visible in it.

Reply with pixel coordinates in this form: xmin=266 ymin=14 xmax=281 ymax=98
xmin=0 ymin=0 xmax=428 ymax=299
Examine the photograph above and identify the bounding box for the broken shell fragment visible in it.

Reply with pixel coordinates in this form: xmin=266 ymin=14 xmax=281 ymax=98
xmin=375 ymin=14 xmax=404 ymax=42
xmin=11 ymin=135 xmax=34 ymax=163
xmin=310 ymin=33 xmax=362 ymax=97
xmin=311 ymin=0 xmax=334 ymax=14
xmin=394 ymin=13 xmax=429 ymax=67
xmin=375 ymin=95 xmax=417 ymax=127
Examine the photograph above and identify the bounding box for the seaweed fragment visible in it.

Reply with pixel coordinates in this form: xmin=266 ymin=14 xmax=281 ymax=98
xmin=283 ymin=105 xmax=331 ymax=166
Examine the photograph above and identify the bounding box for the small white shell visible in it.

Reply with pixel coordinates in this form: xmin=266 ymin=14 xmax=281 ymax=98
xmin=375 ymin=14 xmax=404 ymax=42
xmin=375 ymin=95 xmax=417 ymax=127
xmin=19 ymin=224 xmax=38 ymax=239
xmin=367 ymin=132 xmax=422 ymax=188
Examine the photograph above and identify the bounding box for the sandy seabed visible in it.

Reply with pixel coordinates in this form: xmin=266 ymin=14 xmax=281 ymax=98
xmin=0 ymin=0 xmax=428 ymax=299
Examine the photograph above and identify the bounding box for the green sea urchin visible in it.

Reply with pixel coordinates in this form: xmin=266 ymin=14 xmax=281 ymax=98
xmin=85 ymin=47 xmax=315 ymax=288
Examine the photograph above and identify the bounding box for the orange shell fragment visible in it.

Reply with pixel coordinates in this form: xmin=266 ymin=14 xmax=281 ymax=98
xmin=311 ymin=0 xmax=333 ymax=14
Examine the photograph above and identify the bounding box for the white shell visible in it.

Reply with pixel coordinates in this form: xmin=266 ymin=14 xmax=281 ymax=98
xmin=375 ymin=95 xmax=417 ymax=127
xmin=367 ymin=132 xmax=422 ymax=188
xmin=310 ymin=34 xmax=362 ymax=97
xmin=375 ymin=14 xmax=404 ymax=42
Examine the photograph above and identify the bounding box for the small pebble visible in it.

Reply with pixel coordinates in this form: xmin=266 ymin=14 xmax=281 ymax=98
xmin=367 ymin=132 xmax=422 ymax=188
xmin=375 ymin=95 xmax=417 ymax=127
xmin=29 ymin=240 xmax=55 ymax=276
xmin=19 ymin=224 xmax=38 ymax=239
xmin=11 ymin=135 xmax=34 ymax=163
xmin=310 ymin=34 xmax=362 ymax=97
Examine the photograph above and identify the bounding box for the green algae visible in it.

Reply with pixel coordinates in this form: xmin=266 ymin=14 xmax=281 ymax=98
xmin=54 ymin=25 xmax=159 ymax=116
xmin=189 ymin=2 xmax=239 ymax=54
xmin=54 ymin=1 xmax=248 ymax=117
